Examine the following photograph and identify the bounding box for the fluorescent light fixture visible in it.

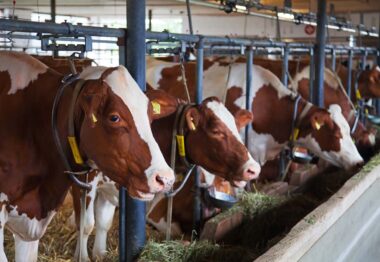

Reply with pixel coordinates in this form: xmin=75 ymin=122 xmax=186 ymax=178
xmin=303 ymin=20 xmax=317 ymax=26
xmin=277 ymin=12 xmax=294 ymax=21
xmin=369 ymin=32 xmax=379 ymax=37
xmin=342 ymin=27 xmax=356 ymax=33
xmin=327 ymin=24 xmax=339 ymax=30
xmin=235 ymin=5 xmax=247 ymax=11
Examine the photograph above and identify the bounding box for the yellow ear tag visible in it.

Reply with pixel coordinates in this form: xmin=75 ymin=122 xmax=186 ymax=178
xmin=176 ymin=135 xmax=186 ymax=157
xmin=356 ymin=89 xmax=362 ymax=100
xmin=315 ymin=122 xmax=321 ymax=130
xmin=365 ymin=108 xmax=369 ymax=116
xmin=67 ymin=136 xmax=84 ymax=164
xmin=190 ymin=121 xmax=196 ymax=131
xmin=151 ymin=101 xmax=161 ymax=115
xmin=91 ymin=113 xmax=98 ymax=123
xmin=291 ymin=128 xmax=300 ymax=141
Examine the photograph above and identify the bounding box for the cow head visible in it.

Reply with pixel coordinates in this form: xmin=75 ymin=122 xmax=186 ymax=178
xmin=148 ymin=90 xmax=260 ymax=188
xmin=76 ymin=66 xmax=175 ymax=201
xmin=359 ymin=66 xmax=380 ymax=98
xmin=184 ymin=97 xmax=260 ymax=187
xmin=297 ymin=104 xmax=364 ymax=170
xmin=353 ymin=123 xmax=377 ymax=161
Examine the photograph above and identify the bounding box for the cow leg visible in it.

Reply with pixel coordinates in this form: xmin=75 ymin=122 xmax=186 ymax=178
xmin=14 ymin=236 xmax=38 ymax=262
xmin=74 ymin=176 xmax=99 ymax=262
xmin=0 ymin=205 xmax=8 ymax=262
xmin=92 ymin=191 xmax=116 ymax=260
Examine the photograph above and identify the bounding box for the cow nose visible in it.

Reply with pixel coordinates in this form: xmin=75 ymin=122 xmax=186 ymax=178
xmin=152 ymin=169 xmax=175 ymax=193
xmin=242 ymin=163 xmax=261 ymax=181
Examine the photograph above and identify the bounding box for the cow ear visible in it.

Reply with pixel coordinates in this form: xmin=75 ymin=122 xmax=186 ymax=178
xmin=185 ymin=107 xmax=200 ymax=132
xmin=146 ymin=89 xmax=179 ymax=120
xmin=234 ymin=109 xmax=253 ymax=130
xmin=310 ymin=111 xmax=334 ymax=131
xmin=79 ymin=80 xmax=107 ymax=128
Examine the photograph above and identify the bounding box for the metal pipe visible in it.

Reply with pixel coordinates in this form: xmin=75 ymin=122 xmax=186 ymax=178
xmin=0 ymin=18 xmax=124 ymax=37
xmin=118 ymin=36 xmax=127 ymax=262
xmin=347 ymin=49 xmax=353 ymax=98
xmin=193 ymin=37 xmax=204 ymax=238
xmin=282 ymin=46 xmax=289 ymax=87
xmin=245 ymin=46 xmax=253 ymax=146
xmin=186 ymin=0 xmax=194 ymax=35
xmin=309 ymin=47 xmax=315 ymax=102
xmin=148 ymin=9 xmax=152 ymax=31
xmin=50 ymin=0 xmax=56 ymax=23
xmin=313 ymin=0 xmax=327 ymax=107
xmin=125 ymin=0 xmax=146 ymax=261
xmin=331 ymin=48 xmax=336 ymax=72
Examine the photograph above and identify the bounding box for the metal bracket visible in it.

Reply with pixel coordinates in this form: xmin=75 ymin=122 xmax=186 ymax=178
xmin=40 ymin=33 xmax=92 ymax=57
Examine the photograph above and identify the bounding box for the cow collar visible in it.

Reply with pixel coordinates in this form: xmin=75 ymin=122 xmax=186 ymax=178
xmin=51 ymin=74 xmax=92 ymax=190
xmin=175 ymin=103 xmax=196 ymax=169
xmin=288 ymin=95 xmax=313 ymax=154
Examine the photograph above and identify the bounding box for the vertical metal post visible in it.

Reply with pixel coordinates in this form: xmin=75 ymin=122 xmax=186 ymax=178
xmin=361 ymin=50 xmax=367 ymax=70
xmin=331 ymin=49 xmax=336 ymax=72
xmin=148 ymin=9 xmax=152 ymax=31
xmin=186 ymin=0 xmax=194 ymax=35
xmin=279 ymin=45 xmax=289 ymax=179
xmin=118 ymin=37 xmax=127 ymax=262
xmin=245 ymin=46 xmax=253 ymax=146
xmin=347 ymin=49 xmax=353 ymax=98
xmin=193 ymin=37 xmax=204 ymax=238
xmin=313 ymin=0 xmax=327 ymax=107
xmin=50 ymin=0 xmax=56 ymax=23
xmin=124 ymin=0 xmax=146 ymax=261
xmin=282 ymin=46 xmax=289 ymax=88
xmin=309 ymin=47 xmax=315 ymax=102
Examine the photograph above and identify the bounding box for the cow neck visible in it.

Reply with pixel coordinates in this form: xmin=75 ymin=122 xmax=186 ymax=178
xmin=174 ymin=103 xmax=195 ymax=169
xmin=289 ymin=95 xmax=312 ymax=145
xmin=51 ymin=74 xmax=92 ymax=190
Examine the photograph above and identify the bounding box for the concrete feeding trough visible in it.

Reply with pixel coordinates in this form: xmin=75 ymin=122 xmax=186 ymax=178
xmin=256 ymin=155 xmax=380 ymax=262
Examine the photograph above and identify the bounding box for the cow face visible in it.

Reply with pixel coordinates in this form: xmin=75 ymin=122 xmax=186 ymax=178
xmin=184 ymin=97 xmax=261 ymax=187
xmin=298 ymin=104 xmax=363 ymax=170
xmin=77 ymin=66 xmax=174 ymax=201
xmin=364 ymin=66 xmax=380 ymax=97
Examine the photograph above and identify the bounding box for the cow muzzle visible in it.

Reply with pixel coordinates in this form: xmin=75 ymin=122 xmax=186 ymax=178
xmin=241 ymin=160 xmax=261 ymax=181
xmin=149 ymin=168 xmax=175 ymax=193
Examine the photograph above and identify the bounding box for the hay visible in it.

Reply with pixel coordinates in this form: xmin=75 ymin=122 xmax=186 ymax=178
xmin=3 ymin=195 xmax=120 ymax=262
xmin=139 ymin=240 xmax=256 ymax=262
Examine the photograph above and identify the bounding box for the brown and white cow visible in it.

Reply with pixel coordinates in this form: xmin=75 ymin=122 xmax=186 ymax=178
xmin=147 ymin=57 xmax=364 ymax=170
xmin=70 ymin=89 xmax=260 ymax=260
xmin=0 ymin=51 xmax=175 ymax=262
xmin=252 ymin=57 xmax=377 ymax=154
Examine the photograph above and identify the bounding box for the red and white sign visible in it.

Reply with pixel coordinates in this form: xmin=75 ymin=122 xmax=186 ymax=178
xmin=304 ymin=25 xmax=316 ymax=35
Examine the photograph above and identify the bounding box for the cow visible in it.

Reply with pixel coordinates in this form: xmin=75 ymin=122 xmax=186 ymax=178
xmin=249 ymin=58 xmax=380 ymax=159
xmin=70 ymin=89 xmax=261 ymax=260
xmin=0 ymin=51 xmax=176 ymax=262
xmin=146 ymin=56 xmax=364 ymax=170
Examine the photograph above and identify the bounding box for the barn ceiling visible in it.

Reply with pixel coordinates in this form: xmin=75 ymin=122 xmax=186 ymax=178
xmin=1 ymin=0 xmax=379 ymax=14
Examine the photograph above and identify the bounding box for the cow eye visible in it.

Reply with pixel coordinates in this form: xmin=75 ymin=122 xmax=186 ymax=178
xmin=109 ymin=115 xmax=120 ymax=123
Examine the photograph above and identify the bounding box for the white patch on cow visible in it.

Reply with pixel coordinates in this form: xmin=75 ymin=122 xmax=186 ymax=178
xmin=0 ymin=51 xmax=48 ymax=95
xmin=74 ymin=174 xmax=100 ymax=261
xmin=80 ymin=66 xmax=174 ymax=194
xmin=376 ymin=66 xmax=380 ymax=72
xmin=248 ymin=129 xmax=286 ymax=165
xmin=292 ymin=66 xmax=339 ymax=91
xmin=297 ymin=105 xmax=363 ymax=170
xmin=203 ymin=62 xmax=230 ymax=100
xmin=93 ymin=188 xmax=117 ymax=260
xmin=0 ymin=193 xmax=8 ymax=203
xmin=200 ymin=168 xmax=216 ymax=187
xmin=146 ymin=56 xmax=176 ymax=89
xmin=369 ymin=133 xmax=376 ymax=146
xmin=206 ymin=100 xmax=261 ymax=174
xmin=147 ymin=217 xmax=183 ymax=237
xmin=0 ymin=201 xmax=8 ymax=262
xmin=14 ymin=236 xmax=39 ymax=262
xmin=6 ymin=207 xmax=55 ymax=241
